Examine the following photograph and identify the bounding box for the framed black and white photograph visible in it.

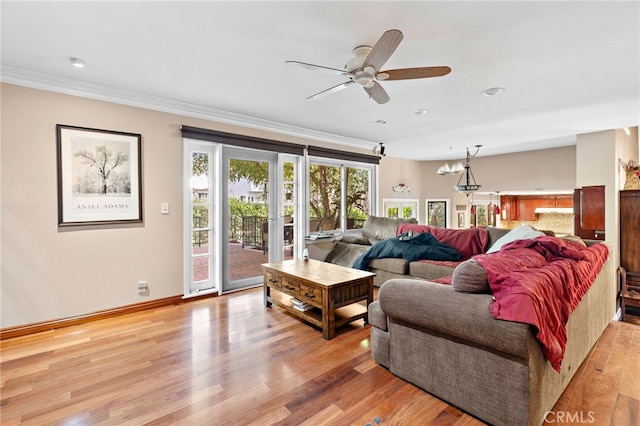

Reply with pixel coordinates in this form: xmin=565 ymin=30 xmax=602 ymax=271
xmin=56 ymin=125 xmax=142 ymax=226
xmin=458 ymin=212 xmax=465 ymax=228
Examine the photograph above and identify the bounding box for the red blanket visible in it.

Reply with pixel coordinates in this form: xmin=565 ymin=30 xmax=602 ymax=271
xmin=473 ymin=236 xmax=609 ymax=372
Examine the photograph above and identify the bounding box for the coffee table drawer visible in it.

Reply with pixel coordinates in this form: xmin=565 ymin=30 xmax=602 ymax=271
xmin=281 ymin=278 xmax=300 ymax=296
xmin=265 ymin=272 xmax=281 ymax=288
xmin=300 ymin=283 xmax=323 ymax=305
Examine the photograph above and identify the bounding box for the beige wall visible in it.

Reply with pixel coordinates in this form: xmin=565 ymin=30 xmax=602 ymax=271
xmin=0 ymin=84 xmax=372 ymax=328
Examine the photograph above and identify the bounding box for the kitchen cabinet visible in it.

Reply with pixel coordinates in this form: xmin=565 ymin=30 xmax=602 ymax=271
xmin=517 ymin=197 xmax=538 ymax=221
xmin=573 ymin=186 xmax=605 ymax=240
xmin=535 ymin=196 xmax=556 ymax=208
xmin=500 ymin=194 xmax=575 ymax=222
xmin=499 ymin=195 xmax=518 ymax=221
xmin=555 ymin=195 xmax=573 ymax=208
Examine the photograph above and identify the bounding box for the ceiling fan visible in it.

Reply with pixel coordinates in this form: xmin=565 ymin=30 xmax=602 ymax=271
xmin=286 ymin=29 xmax=451 ymax=104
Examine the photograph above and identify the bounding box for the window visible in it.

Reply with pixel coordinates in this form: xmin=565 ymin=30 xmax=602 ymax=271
xmin=346 ymin=166 xmax=369 ymax=229
xmin=308 ymin=159 xmax=376 ymax=234
xmin=383 ymin=198 xmax=419 ymax=220
xmin=469 ymin=202 xmax=491 ymax=228
xmin=426 ymin=199 xmax=450 ymax=228
xmin=476 ymin=205 xmax=488 ymax=227
xmin=308 ymin=164 xmax=341 ymax=232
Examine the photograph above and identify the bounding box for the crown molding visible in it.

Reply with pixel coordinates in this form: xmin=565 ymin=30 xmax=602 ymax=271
xmin=1 ymin=65 xmax=378 ymax=151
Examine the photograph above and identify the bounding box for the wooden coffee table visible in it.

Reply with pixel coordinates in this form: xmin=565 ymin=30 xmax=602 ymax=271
xmin=263 ymin=259 xmax=375 ymax=339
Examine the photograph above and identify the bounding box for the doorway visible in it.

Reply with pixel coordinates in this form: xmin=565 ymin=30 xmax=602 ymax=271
xmin=184 ymin=141 xmax=302 ymax=297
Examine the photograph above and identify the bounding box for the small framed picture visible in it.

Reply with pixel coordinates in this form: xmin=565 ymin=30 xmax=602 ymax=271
xmin=56 ymin=125 xmax=143 ymax=226
xmin=458 ymin=212 xmax=465 ymax=228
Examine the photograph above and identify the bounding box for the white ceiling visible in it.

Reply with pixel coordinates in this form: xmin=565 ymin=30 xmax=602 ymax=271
xmin=1 ymin=1 xmax=638 ymax=161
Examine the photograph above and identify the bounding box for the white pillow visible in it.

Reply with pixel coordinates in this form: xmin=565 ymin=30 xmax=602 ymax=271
xmin=486 ymin=224 xmax=545 ymax=254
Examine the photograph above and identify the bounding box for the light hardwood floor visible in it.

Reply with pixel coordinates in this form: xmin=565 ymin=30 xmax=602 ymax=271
xmin=1 ymin=288 xmax=638 ymax=425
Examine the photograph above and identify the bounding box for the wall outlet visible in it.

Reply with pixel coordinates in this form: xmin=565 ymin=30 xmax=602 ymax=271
xmin=137 ymin=281 xmax=149 ymax=294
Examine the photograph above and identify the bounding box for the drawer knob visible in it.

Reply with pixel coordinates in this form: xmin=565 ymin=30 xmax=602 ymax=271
xmin=304 ymin=292 xmax=315 ymax=299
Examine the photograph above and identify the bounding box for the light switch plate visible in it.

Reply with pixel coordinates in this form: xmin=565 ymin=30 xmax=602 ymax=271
xmin=161 ymin=202 xmax=170 ymax=214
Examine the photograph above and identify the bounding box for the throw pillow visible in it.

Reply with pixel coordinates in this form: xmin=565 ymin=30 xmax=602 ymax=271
xmin=486 ymin=224 xmax=545 ymax=254
xmin=452 ymin=259 xmax=489 ymax=293
xmin=558 ymin=234 xmax=587 ymax=247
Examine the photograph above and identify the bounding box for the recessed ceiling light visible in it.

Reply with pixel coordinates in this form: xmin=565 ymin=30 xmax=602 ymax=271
xmin=375 ymin=120 xmax=387 ymax=125
xmin=413 ymin=108 xmax=428 ymax=115
xmin=70 ymin=57 xmax=85 ymax=68
xmin=482 ymin=87 xmax=504 ymax=97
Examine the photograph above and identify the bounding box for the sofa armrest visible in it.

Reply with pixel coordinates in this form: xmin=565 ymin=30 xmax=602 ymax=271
xmin=378 ymin=279 xmax=534 ymax=359
xmin=367 ymin=301 xmax=387 ymax=331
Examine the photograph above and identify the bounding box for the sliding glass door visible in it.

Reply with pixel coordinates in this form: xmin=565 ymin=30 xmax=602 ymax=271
xmin=222 ymin=147 xmax=278 ymax=293
xmin=184 ymin=141 xmax=303 ymax=297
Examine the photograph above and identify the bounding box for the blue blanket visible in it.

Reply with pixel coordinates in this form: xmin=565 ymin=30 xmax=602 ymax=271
xmin=352 ymin=232 xmax=462 ymax=271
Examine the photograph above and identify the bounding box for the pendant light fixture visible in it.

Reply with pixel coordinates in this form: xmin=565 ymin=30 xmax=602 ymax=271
xmin=454 ymin=145 xmax=482 ymax=195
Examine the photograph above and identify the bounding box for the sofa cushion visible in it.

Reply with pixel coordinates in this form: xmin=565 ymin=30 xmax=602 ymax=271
xmin=324 ymin=242 xmax=370 ymax=267
xmin=409 ymin=259 xmax=460 ymax=281
xmin=486 ymin=226 xmax=510 ymax=249
xmin=398 ymin=224 xmax=489 ymax=259
xmin=452 ymin=259 xmax=490 ymax=293
xmin=362 ymin=216 xmax=417 ymax=244
xmin=486 ymin=224 xmax=545 ymax=254
xmin=370 ymin=258 xmax=409 ymax=275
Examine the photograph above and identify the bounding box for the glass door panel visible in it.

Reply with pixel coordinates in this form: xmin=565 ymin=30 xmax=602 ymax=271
xmin=223 ymin=148 xmax=276 ymax=293
xmin=185 ymin=147 xmax=216 ymax=296
xmin=282 ymin=161 xmax=295 ymax=260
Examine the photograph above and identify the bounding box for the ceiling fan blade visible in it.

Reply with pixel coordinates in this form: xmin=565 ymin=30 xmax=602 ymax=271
xmin=363 ymin=81 xmax=390 ymax=104
xmin=307 ymin=81 xmax=354 ymax=101
xmin=379 ymin=66 xmax=452 ymax=80
xmin=363 ymin=29 xmax=404 ymax=71
xmin=286 ymin=60 xmax=350 ymax=77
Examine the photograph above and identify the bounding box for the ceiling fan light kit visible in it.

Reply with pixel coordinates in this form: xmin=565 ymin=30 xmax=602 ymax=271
xmin=287 ymin=29 xmax=451 ymax=104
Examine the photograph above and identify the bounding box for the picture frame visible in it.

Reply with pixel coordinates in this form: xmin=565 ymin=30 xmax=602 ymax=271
xmin=458 ymin=212 xmax=465 ymax=228
xmin=56 ymin=124 xmax=142 ymax=226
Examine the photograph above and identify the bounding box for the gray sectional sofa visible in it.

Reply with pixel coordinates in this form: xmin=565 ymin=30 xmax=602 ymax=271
xmin=368 ymin=252 xmax=613 ymax=426
xmin=324 ymin=215 xmax=614 ymax=425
